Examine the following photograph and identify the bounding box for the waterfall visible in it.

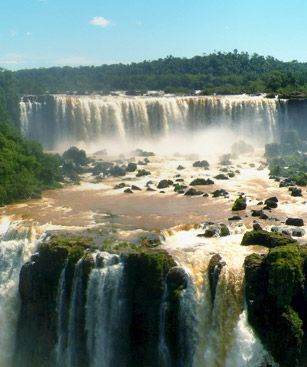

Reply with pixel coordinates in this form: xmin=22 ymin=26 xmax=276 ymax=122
xmin=163 ymin=227 xmax=276 ymax=367
xmin=19 ymin=94 xmax=285 ymax=150
xmin=85 ymin=252 xmax=126 ymax=367
xmin=0 ymin=217 xmax=41 ymax=367
xmin=158 ymin=283 xmax=171 ymax=367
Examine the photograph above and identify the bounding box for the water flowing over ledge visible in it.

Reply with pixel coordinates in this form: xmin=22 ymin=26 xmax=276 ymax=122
xmin=19 ymin=94 xmax=287 ymax=150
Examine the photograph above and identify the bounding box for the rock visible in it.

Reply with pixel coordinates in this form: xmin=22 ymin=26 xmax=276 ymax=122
xmin=124 ymin=188 xmax=133 ymax=194
xmin=208 ymin=254 xmax=226 ymax=303
xmin=184 ymin=188 xmax=204 ymax=196
xmin=253 ymin=222 xmax=262 ymax=231
xmin=228 ymin=215 xmax=242 ymax=221
xmin=139 ymin=233 xmax=162 ymax=247
xmin=114 ymin=182 xmax=127 ymax=189
xmin=289 ymin=187 xmax=302 ymax=197
xmin=244 ymin=245 xmax=306 ymax=367
xmin=136 ymin=169 xmax=151 ymax=177
xmin=190 ymin=178 xmax=214 ymax=186
xmin=251 ymin=209 xmax=263 ymax=217
xmin=198 ymin=227 xmax=218 ymax=238
xmin=264 ymin=197 xmax=278 ymax=209
xmin=285 ymin=218 xmax=304 ymax=227
xmin=175 ymin=178 xmax=184 ymax=182
xmin=232 ymin=196 xmax=247 ymax=211
xmin=177 ymin=165 xmax=185 ymax=170
xmin=166 ymin=266 xmax=189 ymax=289
xmin=174 ymin=184 xmax=188 ymax=192
xmin=133 ymin=148 xmax=155 ymax=157
xmin=214 ymin=174 xmax=229 ymax=180
xmin=193 ymin=160 xmax=209 ymax=169
xmin=109 ymin=165 xmax=126 ymax=177
xmin=220 ymin=224 xmax=230 ymax=236
xmin=292 ymin=229 xmax=305 ymax=237
xmin=147 ymin=187 xmax=156 ymax=192
xmin=212 ymin=189 xmax=228 ymax=198
xmin=260 ymin=212 xmax=269 ymax=220
xmin=126 ymin=162 xmax=137 ymax=172
xmin=157 ymin=179 xmax=173 ymax=189
xmin=131 ymin=185 xmax=141 ymax=191
xmin=241 ymin=230 xmax=297 ymax=248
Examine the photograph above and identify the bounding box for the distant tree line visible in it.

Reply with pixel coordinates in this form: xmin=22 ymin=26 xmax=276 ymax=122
xmin=12 ymin=50 xmax=307 ymax=96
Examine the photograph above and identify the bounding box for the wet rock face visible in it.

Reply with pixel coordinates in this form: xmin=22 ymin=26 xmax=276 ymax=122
xmin=208 ymin=254 xmax=226 ymax=303
xmin=244 ymin=245 xmax=307 ymax=367
xmin=13 ymin=237 xmax=92 ymax=367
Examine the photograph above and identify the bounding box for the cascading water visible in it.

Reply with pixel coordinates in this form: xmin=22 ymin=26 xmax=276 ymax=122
xmin=0 ymin=218 xmax=41 ymax=367
xmin=162 ymin=226 xmax=277 ymax=367
xmin=85 ymin=252 xmax=126 ymax=367
xmin=19 ymin=94 xmax=284 ymax=150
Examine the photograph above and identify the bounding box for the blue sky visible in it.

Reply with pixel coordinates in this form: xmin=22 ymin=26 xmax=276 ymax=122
xmin=1 ymin=0 xmax=307 ymax=70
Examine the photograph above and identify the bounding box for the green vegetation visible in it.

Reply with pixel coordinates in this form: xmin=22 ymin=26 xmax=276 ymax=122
xmin=12 ymin=50 xmax=307 ymax=96
xmin=0 ymin=123 xmax=63 ymax=205
xmin=231 ymin=196 xmax=246 ymax=211
xmin=241 ymin=229 xmax=297 ymax=248
xmin=244 ymin=244 xmax=307 ymax=366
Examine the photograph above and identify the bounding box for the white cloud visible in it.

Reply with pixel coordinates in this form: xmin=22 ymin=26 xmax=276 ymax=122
xmin=90 ymin=16 xmax=111 ymax=28
xmin=25 ymin=31 xmax=31 ymax=36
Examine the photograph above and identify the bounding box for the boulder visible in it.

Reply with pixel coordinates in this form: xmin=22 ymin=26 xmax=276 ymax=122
xmin=157 ymin=179 xmax=173 ymax=189
xmin=192 ymin=160 xmax=209 ymax=169
xmin=286 ymin=218 xmax=304 ymax=227
xmin=232 ymin=196 xmax=247 ymax=211
xmin=190 ymin=178 xmax=214 ymax=186
xmin=184 ymin=188 xmax=204 ymax=196
xmin=241 ymin=230 xmax=297 ymax=248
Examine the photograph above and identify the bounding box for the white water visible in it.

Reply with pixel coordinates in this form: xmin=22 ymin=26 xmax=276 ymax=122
xmin=0 ymin=217 xmax=41 ymax=367
xmin=20 ymin=94 xmax=281 ymax=151
xmin=85 ymin=252 xmax=124 ymax=367
xmin=163 ymin=226 xmax=276 ymax=367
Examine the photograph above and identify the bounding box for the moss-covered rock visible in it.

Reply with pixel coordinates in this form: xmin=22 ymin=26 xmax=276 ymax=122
xmin=232 ymin=196 xmax=246 ymax=211
xmin=14 ymin=235 xmax=94 ymax=367
xmin=244 ymin=245 xmax=307 ymax=367
xmin=190 ymin=178 xmax=214 ymax=186
xmin=241 ymin=229 xmax=297 ymax=248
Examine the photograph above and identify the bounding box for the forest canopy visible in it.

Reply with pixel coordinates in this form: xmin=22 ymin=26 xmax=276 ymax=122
xmin=13 ymin=50 xmax=307 ymax=96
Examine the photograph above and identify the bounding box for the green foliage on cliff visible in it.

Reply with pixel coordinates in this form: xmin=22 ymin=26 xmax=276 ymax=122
xmin=0 ymin=123 xmax=63 ymax=205
xmin=12 ymin=51 xmax=307 ymax=96
xmin=244 ymin=245 xmax=307 ymax=366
